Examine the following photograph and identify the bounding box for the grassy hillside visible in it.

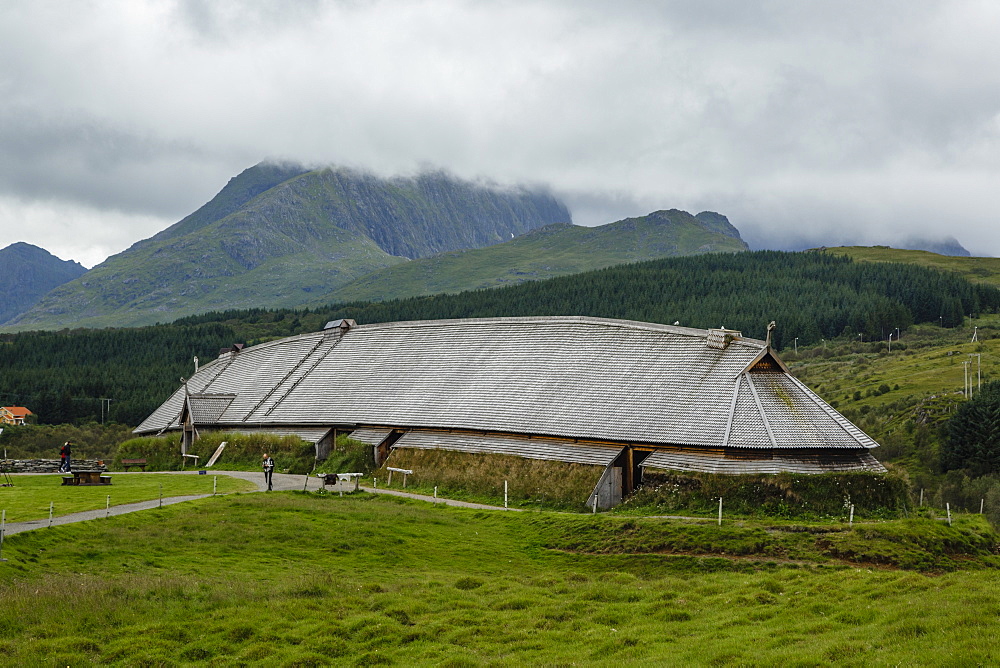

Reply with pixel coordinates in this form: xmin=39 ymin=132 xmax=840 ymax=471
xmin=825 ymin=246 xmax=1000 ymax=287
xmin=1 ymin=492 xmax=999 ymax=665
xmin=320 ymin=209 xmax=749 ymax=303
xmin=783 ymin=314 xmax=1000 ymax=504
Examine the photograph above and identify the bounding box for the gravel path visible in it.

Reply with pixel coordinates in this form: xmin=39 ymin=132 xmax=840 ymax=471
xmin=0 ymin=471 xmax=512 ymax=537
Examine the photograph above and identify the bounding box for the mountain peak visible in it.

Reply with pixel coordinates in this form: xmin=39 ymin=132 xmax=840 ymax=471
xmin=0 ymin=243 xmax=87 ymax=324
xmin=8 ymin=165 xmax=571 ymax=329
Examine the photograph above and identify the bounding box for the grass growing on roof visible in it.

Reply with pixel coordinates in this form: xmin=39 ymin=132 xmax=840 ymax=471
xmin=0 ymin=473 xmax=255 ymax=522
xmin=378 ymin=448 xmax=604 ymax=510
xmin=626 ymin=471 xmax=910 ymax=520
xmin=1 ymin=493 xmax=999 ymax=665
xmin=114 ymin=431 xmax=316 ymax=473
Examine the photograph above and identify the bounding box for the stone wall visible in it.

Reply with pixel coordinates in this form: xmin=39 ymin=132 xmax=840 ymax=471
xmin=0 ymin=458 xmax=108 ymax=473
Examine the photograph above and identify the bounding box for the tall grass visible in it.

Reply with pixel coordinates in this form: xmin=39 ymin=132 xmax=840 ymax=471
xmin=317 ymin=435 xmax=376 ymax=475
xmin=379 ymin=448 xmax=604 ymax=510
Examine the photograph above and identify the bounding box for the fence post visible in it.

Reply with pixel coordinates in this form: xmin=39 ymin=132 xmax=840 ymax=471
xmin=981 ymin=498 xmax=985 ymax=514
xmin=213 ymin=476 xmax=217 ymax=496
xmin=159 ymin=483 xmax=163 ymax=508
xmin=718 ymin=497 xmax=723 ymax=526
xmin=434 ymin=486 xmax=438 ymax=500
xmin=946 ymin=503 xmax=952 ymax=527
xmin=504 ymin=480 xmax=508 ymax=509
xmin=919 ymin=488 xmax=924 ymax=507
xmin=849 ymin=504 xmax=854 ymax=527
xmin=387 ymin=470 xmax=393 ymax=487
xmin=0 ymin=509 xmax=6 ymax=562
xmin=48 ymin=502 xmax=53 ymax=528
xmin=373 ymin=477 xmax=377 ymax=490
xmin=106 ymin=495 xmax=110 ymax=519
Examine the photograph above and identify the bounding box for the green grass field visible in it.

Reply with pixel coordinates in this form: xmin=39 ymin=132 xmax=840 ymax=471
xmin=0 ymin=473 xmax=256 ymax=522
xmin=825 ymin=246 xmax=1000 ymax=287
xmin=1 ymin=492 xmax=999 ymax=665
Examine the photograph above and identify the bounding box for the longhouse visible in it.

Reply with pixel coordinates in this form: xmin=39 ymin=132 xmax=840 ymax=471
xmin=135 ymin=316 xmax=885 ymax=507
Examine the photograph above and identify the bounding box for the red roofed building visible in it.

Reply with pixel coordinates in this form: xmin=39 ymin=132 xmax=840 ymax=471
xmin=0 ymin=406 xmax=33 ymax=425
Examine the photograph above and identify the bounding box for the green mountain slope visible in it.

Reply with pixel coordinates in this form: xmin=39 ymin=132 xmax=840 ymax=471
xmin=0 ymin=243 xmax=86 ymax=325
xmin=824 ymin=246 xmax=1000 ymax=287
xmin=6 ymin=164 xmax=570 ymax=330
xmin=319 ymin=209 xmax=749 ymax=303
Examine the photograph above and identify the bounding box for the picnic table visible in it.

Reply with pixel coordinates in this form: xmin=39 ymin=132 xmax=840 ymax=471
xmin=62 ymin=470 xmax=112 ymax=486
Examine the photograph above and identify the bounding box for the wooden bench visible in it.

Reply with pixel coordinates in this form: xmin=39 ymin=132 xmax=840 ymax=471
xmin=121 ymin=458 xmax=147 ymax=471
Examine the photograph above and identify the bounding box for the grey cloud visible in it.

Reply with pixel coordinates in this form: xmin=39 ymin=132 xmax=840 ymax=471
xmin=1 ymin=0 xmax=999 ymax=263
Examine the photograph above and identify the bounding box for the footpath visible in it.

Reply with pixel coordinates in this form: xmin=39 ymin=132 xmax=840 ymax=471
xmin=1 ymin=471 xmax=513 ymax=537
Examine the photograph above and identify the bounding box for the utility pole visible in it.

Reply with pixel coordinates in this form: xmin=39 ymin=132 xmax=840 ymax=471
xmin=99 ymin=398 xmax=112 ymax=424
xmin=963 ymin=361 xmax=971 ymax=398
xmin=970 ymin=354 xmax=982 ymax=395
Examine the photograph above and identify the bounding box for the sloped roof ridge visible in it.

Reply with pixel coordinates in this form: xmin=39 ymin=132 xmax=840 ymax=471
xmin=351 ymin=315 xmax=767 ymax=347
xmin=784 ymin=375 xmax=880 ymax=449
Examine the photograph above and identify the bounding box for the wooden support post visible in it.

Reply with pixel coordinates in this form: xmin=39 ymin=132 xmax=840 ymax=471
xmin=626 ymin=448 xmax=634 ymax=495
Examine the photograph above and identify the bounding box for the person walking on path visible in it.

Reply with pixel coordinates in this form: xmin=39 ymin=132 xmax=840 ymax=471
xmin=59 ymin=441 xmax=72 ymax=472
xmin=262 ymin=453 xmax=275 ymax=491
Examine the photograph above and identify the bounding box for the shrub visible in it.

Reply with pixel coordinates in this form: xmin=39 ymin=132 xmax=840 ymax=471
xmin=0 ymin=423 xmax=133 ymax=461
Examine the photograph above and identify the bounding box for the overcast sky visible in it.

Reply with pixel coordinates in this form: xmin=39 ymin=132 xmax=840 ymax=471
xmin=2 ymin=1 xmax=999 ymax=267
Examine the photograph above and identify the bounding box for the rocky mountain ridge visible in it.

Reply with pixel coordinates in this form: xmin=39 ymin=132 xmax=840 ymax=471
xmin=7 ymin=163 xmax=570 ymax=329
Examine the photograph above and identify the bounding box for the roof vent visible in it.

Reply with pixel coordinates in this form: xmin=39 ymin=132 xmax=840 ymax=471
xmin=218 ymin=343 xmax=245 ymax=357
xmin=323 ymin=318 xmax=356 ymax=332
xmin=706 ymin=328 xmax=741 ymax=350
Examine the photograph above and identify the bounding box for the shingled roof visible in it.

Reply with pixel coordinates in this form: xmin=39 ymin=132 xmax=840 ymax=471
xmin=135 ymin=316 xmax=882 ymax=473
